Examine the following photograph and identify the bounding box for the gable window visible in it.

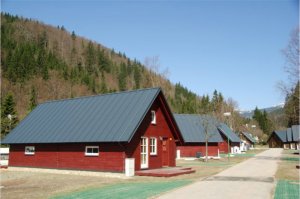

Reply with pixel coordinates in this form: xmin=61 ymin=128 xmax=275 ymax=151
xmin=25 ymin=146 xmax=35 ymax=155
xmin=85 ymin=146 xmax=99 ymax=156
xmin=151 ymin=110 xmax=156 ymax=124
xmin=150 ymin=137 xmax=157 ymax=155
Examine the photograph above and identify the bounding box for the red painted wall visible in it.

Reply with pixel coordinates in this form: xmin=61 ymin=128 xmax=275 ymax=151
xmin=125 ymin=94 xmax=178 ymax=170
xmin=218 ymin=134 xmax=240 ymax=153
xmin=9 ymin=143 xmax=125 ymax=172
xmin=177 ymin=143 xmax=219 ymax=157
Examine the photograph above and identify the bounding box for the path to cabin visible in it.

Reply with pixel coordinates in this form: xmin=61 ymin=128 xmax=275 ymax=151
xmin=158 ymin=148 xmax=283 ymax=199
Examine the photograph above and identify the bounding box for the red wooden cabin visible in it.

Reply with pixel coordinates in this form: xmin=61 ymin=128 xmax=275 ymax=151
xmin=3 ymin=88 xmax=183 ymax=172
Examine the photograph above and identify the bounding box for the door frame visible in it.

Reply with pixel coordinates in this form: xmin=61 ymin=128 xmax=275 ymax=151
xmin=140 ymin=137 xmax=149 ymax=169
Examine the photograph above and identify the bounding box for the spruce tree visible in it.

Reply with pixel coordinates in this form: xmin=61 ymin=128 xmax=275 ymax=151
xmin=1 ymin=93 xmax=18 ymax=137
xmin=118 ymin=63 xmax=127 ymax=91
xmin=134 ymin=66 xmax=141 ymax=89
xmin=28 ymin=86 xmax=38 ymax=112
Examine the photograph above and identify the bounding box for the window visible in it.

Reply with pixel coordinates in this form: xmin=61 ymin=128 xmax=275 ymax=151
xmin=150 ymin=137 xmax=157 ymax=155
xmin=1 ymin=154 xmax=9 ymax=160
xmin=85 ymin=146 xmax=99 ymax=156
xmin=25 ymin=146 xmax=35 ymax=155
xmin=151 ymin=110 xmax=156 ymax=124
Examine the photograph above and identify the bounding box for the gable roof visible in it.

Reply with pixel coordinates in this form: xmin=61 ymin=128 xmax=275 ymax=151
xmin=268 ymin=125 xmax=300 ymax=143
xmin=241 ymin=132 xmax=256 ymax=144
xmin=173 ymin=114 xmax=223 ymax=143
xmin=217 ymin=123 xmax=241 ymax=143
xmin=273 ymin=130 xmax=287 ymax=142
xmin=291 ymin=125 xmax=300 ymax=142
xmin=286 ymin=128 xmax=293 ymax=142
xmin=3 ymin=88 xmax=163 ymax=144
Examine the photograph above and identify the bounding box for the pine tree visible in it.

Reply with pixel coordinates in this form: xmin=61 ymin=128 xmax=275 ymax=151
xmin=118 ymin=63 xmax=127 ymax=91
xmin=1 ymin=93 xmax=19 ymax=137
xmin=28 ymin=86 xmax=38 ymax=112
xmin=253 ymin=107 xmax=274 ymax=135
xmin=71 ymin=31 xmax=76 ymax=40
xmin=86 ymin=41 xmax=96 ymax=74
xmin=134 ymin=66 xmax=141 ymax=89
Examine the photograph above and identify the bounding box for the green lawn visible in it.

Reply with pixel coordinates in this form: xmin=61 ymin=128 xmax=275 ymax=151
xmin=274 ymin=180 xmax=300 ymax=199
xmin=52 ymin=180 xmax=192 ymax=199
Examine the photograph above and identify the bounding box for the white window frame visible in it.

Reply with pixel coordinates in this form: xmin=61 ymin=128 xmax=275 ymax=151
xmin=150 ymin=137 xmax=157 ymax=155
xmin=25 ymin=146 xmax=35 ymax=155
xmin=151 ymin=110 xmax=156 ymax=124
xmin=85 ymin=146 xmax=99 ymax=156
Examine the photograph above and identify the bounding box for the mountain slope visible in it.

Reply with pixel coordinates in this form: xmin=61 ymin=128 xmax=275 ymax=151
xmin=239 ymin=104 xmax=284 ymax=119
xmin=1 ymin=13 xmax=202 ymax=119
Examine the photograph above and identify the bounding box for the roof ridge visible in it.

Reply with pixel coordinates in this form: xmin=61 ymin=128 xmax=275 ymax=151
xmin=40 ymin=87 xmax=161 ymax=105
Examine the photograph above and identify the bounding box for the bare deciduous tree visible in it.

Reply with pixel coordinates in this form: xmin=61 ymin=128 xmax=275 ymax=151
xmin=198 ymin=115 xmax=217 ymax=162
xmin=144 ymin=56 xmax=170 ymax=88
xmin=278 ymin=28 xmax=299 ymax=98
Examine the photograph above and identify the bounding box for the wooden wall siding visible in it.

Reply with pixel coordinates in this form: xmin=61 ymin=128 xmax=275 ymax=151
xmin=177 ymin=143 xmax=219 ymax=157
xmin=8 ymin=94 xmax=179 ymax=172
xmin=9 ymin=143 xmax=125 ymax=172
xmin=268 ymin=134 xmax=283 ymax=148
xmin=126 ymin=95 xmax=177 ymax=171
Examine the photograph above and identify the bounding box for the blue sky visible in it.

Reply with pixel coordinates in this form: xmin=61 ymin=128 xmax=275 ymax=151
xmin=2 ymin=0 xmax=298 ymax=110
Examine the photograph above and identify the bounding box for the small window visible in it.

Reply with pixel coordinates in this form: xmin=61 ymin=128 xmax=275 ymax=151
xmin=1 ymin=154 xmax=9 ymax=160
xmin=85 ymin=146 xmax=99 ymax=156
xmin=151 ymin=110 xmax=156 ymax=124
xmin=150 ymin=137 xmax=157 ymax=155
xmin=25 ymin=146 xmax=35 ymax=155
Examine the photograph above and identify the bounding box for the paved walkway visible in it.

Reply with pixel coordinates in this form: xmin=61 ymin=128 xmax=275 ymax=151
xmin=159 ymin=148 xmax=283 ymax=199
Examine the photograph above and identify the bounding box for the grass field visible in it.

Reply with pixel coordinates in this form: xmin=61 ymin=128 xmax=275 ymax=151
xmin=274 ymin=149 xmax=300 ymax=199
xmin=1 ymin=148 xmax=266 ymax=199
xmin=52 ymin=180 xmax=192 ymax=199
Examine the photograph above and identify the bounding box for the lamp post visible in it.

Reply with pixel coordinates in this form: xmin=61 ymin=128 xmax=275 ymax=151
xmin=224 ymin=112 xmax=231 ymax=162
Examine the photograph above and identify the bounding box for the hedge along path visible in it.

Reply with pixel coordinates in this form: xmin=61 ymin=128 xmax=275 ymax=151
xmin=274 ymin=180 xmax=300 ymax=199
xmin=52 ymin=180 xmax=192 ymax=199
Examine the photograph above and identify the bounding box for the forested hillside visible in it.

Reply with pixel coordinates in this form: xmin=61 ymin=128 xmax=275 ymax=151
xmin=1 ymin=13 xmax=244 ymax=137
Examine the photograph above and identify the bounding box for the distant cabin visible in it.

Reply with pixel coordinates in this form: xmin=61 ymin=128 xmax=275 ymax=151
xmin=2 ymin=88 xmax=183 ymax=173
xmin=239 ymin=132 xmax=256 ymax=151
xmin=268 ymin=125 xmax=300 ymax=150
xmin=217 ymin=123 xmax=241 ymax=154
xmin=174 ymin=114 xmax=241 ymax=158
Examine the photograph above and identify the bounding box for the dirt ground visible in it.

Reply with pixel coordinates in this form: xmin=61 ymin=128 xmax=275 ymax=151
xmin=275 ymin=149 xmax=300 ymax=181
xmin=0 ymin=149 xmax=266 ymax=199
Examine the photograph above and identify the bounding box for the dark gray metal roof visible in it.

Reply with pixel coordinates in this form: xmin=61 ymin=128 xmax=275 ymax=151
xmin=3 ymin=88 xmax=161 ymax=144
xmin=173 ymin=114 xmax=223 ymax=143
xmin=292 ymin=125 xmax=300 ymax=142
xmin=286 ymin=128 xmax=292 ymax=142
xmin=242 ymin=132 xmax=256 ymax=144
xmin=217 ymin=123 xmax=241 ymax=143
xmin=274 ymin=130 xmax=287 ymax=142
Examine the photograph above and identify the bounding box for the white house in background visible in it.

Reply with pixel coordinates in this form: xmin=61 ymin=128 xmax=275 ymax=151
xmin=0 ymin=147 xmax=9 ymax=167
xmin=239 ymin=132 xmax=256 ymax=151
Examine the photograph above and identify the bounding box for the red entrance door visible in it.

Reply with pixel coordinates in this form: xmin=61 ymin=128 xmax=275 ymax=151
xmin=162 ymin=138 xmax=169 ymax=166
